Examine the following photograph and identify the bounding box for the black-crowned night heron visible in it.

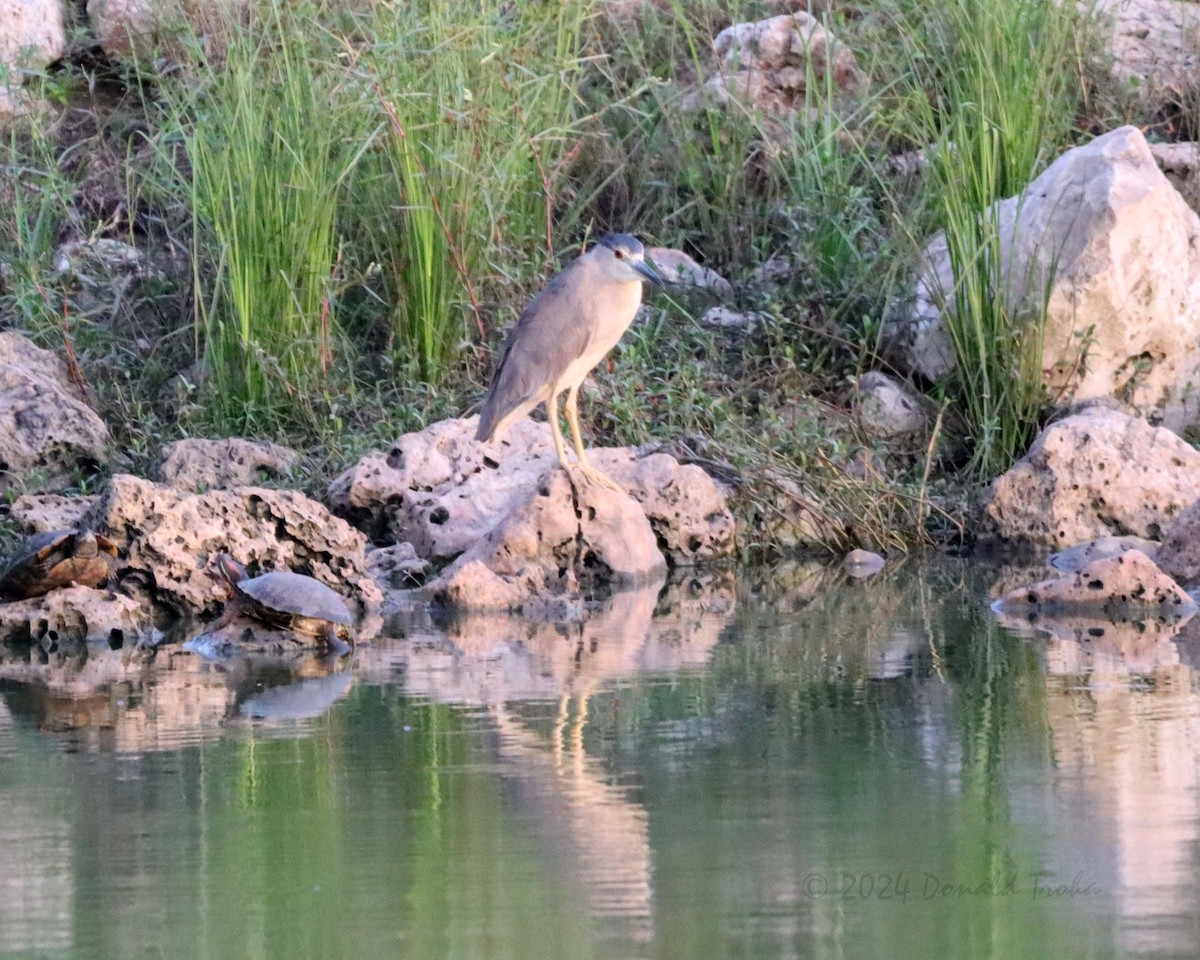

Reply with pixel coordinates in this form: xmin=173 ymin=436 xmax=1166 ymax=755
xmin=476 ymin=233 xmax=663 ymax=490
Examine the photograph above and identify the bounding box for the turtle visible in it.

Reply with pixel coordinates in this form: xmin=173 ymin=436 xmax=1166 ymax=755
xmin=213 ymin=554 xmax=355 ymax=648
xmin=0 ymin=529 xmax=119 ymax=601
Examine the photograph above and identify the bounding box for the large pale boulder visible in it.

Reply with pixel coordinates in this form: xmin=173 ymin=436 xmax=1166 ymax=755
xmin=888 ymin=127 xmax=1200 ymax=430
xmin=983 ymin=407 xmax=1200 ymax=547
xmin=329 ymin=417 xmax=736 ymax=568
xmin=0 ymin=0 xmax=65 ymax=120
xmin=703 ymin=12 xmax=859 ymax=113
xmin=81 ymin=474 xmax=381 ymax=623
xmin=0 ymin=332 xmax=108 ymax=494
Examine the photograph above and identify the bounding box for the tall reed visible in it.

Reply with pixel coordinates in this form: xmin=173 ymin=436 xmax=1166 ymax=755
xmin=185 ymin=5 xmax=362 ymax=430
xmin=343 ymin=0 xmax=591 ymax=381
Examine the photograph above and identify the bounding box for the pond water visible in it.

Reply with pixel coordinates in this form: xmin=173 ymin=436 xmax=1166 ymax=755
xmin=2 ymin=558 xmax=1200 ymax=960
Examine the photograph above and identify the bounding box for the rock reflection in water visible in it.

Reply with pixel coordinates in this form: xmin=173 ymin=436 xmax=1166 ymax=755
xmin=368 ymin=573 xmax=733 ymax=704
xmin=0 ymin=641 xmax=352 ymax=752
xmin=990 ymin=589 xmax=1200 ymax=957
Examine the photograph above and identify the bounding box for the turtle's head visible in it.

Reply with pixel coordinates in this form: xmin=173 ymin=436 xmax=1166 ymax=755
xmin=322 ymin=621 xmax=355 ymax=655
xmin=214 ymin=553 xmax=249 ymax=586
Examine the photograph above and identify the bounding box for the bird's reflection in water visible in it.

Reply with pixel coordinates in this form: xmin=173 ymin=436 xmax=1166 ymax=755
xmin=379 ymin=574 xmax=735 ymax=940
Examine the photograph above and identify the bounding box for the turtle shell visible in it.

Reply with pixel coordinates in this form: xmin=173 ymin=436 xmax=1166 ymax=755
xmin=235 ymin=571 xmax=354 ymax=629
xmin=0 ymin=530 xmax=118 ymax=600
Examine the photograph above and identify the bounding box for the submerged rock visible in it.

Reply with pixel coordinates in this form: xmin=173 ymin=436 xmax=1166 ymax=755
xmin=983 ymin=407 xmax=1200 ymax=548
xmin=993 ymin=549 xmax=1196 ymax=619
xmin=843 ymin=549 xmax=885 ymax=578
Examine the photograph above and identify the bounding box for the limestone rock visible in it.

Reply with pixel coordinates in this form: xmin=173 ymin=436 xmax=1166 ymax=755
xmin=8 ymin=493 xmax=94 ymax=533
xmin=748 ymin=469 xmax=847 ymax=553
xmin=698 ymin=307 xmax=766 ymax=330
xmin=590 ymin=449 xmax=736 ymax=565
xmin=887 ymin=127 xmax=1200 ymax=430
xmin=1100 ymin=0 xmax=1200 ymax=107
xmin=704 ymin=12 xmax=859 ymax=113
xmin=1150 ymin=141 xmax=1200 ymax=215
xmin=0 ymin=0 xmax=65 ymax=121
xmin=428 ymin=468 xmax=665 ymax=611
xmin=0 ymin=332 xmax=108 ymax=494
xmin=430 ymin=560 xmax=526 ymax=612
xmin=329 ymin=417 xmax=736 ymax=568
xmin=646 ymin=247 xmax=732 ymax=294
xmin=983 ymin=408 xmax=1200 ymax=547
xmin=330 ymin=418 xmax=558 ymax=560
xmin=993 ymin=549 xmax=1196 ymax=618
xmin=81 ymin=474 xmax=381 ymax=624
xmin=87 ymin=0 xmax=245 ymax=60
xmin=855 ymin=372 xmax=929 ymax=443
xmin=156 ymin=437 xmax=298 ymax=490
xmin=0 ymin=585 xmax=150 ymax=647
xmin=1153 ymin=499 xmax=1200 ymax=585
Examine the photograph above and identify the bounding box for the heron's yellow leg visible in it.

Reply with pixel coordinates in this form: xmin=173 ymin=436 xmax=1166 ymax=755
xmin=546 ymin=391 xmax=571 ymax=470
xmin=565 ymin=385 xmax=624 ymax=493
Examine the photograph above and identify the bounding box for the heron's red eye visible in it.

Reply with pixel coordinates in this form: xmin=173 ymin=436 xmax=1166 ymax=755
xmin=613 ymin=249 xmax=623 ymax=259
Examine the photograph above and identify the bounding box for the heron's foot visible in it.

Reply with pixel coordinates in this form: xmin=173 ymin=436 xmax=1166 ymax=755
xmin=576 ymin=462 xmax=627 ymax=495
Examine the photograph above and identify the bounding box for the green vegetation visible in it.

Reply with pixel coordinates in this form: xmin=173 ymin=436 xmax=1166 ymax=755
xmin=0 ymin=0 xmax=1171 ymax=550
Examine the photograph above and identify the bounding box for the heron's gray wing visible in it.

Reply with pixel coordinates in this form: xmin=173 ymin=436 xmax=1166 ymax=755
xmin=477 ymin=262 xmax=593 ymax=440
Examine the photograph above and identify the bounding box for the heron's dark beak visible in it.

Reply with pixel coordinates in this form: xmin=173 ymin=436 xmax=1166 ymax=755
xmin=636 ymin=259 xmax=664 ymax=287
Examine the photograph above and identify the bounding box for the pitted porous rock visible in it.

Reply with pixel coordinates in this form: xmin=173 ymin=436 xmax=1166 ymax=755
xmin=982 ymin=408 xmax=1200 ymax=548
xmin=428 ymin=468 xmax=665 ymax=611
xmin=0 ymin=332 xmax=108 ymax=495
xmin=330 ymin=417 xmax=736 ymax=569
xmin=0 ymin=584 xmax=149 ymax=647
xmin=994 ymin=549 xmax=1196 ymax=618
xmin=329 ymin=418 xmax=559 ymax=557
xmin=704 ymin=12 xmax=860 ymax=113
xmin=589 ymin=450 xmax=736 ymax=564
xmin=9 ymin=493 xmax=95 ymax=534
xmin=156 ymin=437 xmax=299 ymax=490
xmin=1152 ymin=499 xmax=1200 ymax=586
xmin=82 ymin=474 xmax=381 ymax=622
